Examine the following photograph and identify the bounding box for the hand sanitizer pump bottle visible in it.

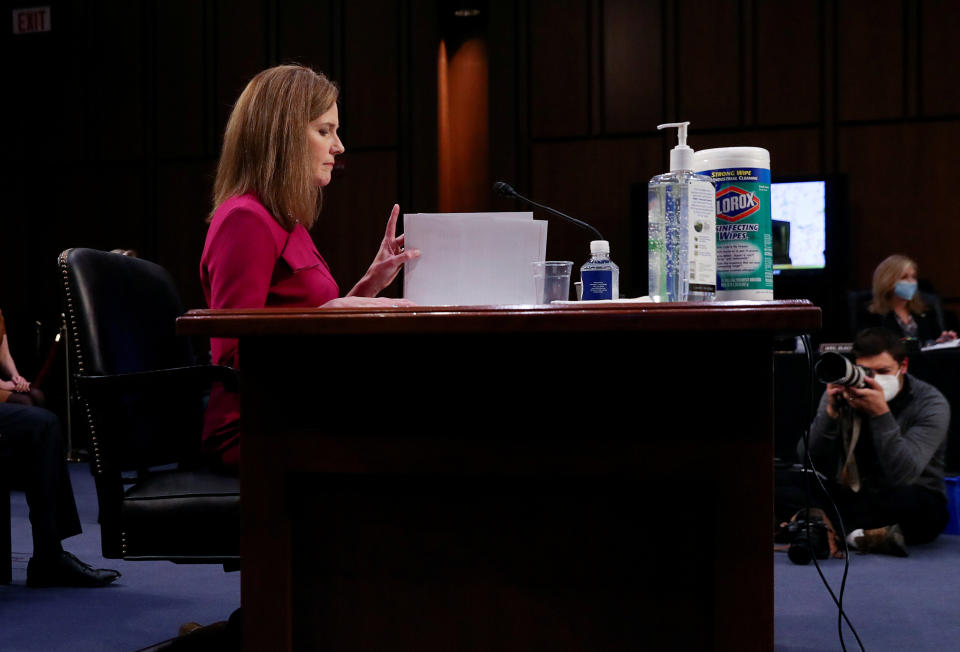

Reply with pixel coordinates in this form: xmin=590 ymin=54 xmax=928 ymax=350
xmin=648 ymin=122 xmax=716 ymax=302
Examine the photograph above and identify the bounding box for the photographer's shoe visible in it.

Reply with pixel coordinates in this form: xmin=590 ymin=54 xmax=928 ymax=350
xmin=854 ymin=523 xmax=908 ymax=557
xmin=26 ymin=551 xmax=121 ymax=587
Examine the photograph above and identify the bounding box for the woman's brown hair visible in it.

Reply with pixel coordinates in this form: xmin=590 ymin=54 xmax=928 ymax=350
xmin=869 ymin=254 xmax=927 ymax=315
xmin=210 ymin=64 xmax=338 ymax=230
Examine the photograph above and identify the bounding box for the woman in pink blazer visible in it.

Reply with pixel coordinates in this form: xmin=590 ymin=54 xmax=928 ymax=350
xmin=200 ymin=65 xmax=419 ymax=470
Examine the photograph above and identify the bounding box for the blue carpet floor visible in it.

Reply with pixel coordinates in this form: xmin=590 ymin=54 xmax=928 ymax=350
xmin=1 ymin=463 xmax=240 ymax=652
xmin=774 ymin=533 xmax=960 ymax=651
xmin=2 ymin=463 xmax=958 ymax=650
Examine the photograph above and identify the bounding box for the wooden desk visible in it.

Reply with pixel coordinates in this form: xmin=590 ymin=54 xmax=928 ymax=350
xmin=178 ymin=301 xmax=820 ymax=651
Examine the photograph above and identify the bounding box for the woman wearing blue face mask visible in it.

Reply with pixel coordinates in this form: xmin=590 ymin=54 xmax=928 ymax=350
xmin=868 ymin=254 xmax=957 ymax=345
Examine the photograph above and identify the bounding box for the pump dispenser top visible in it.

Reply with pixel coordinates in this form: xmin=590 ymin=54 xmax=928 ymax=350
xmin=657 ymin=122 xmax=693 ymax=172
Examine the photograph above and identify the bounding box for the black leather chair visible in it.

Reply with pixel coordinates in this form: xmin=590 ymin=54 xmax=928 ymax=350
xmin=58 ymin=248 xmax=240 ymax=565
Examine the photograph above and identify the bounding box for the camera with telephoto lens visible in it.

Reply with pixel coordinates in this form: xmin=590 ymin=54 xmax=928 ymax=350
xmin=777 ymin=513 xmax=830 ymax=565
xmin=815 ymin=351 xmax=874 ymax=387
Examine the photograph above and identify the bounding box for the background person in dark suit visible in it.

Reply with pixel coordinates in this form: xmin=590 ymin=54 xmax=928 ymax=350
xmin=0 ymin=309 xmax=44 ymax=407
xmin=1 ymin=402 xmax=119 ymax=587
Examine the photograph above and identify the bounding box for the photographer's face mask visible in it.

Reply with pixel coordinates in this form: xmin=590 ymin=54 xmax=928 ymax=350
xmin=873 ymin=368 xmax=903 ymax=401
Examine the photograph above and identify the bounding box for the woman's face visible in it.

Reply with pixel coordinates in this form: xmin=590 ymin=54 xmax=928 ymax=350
xmin=307 ymin=103 xmax=345 ymax=187
xmin=899 ymin=265 xmax=918 ymax=284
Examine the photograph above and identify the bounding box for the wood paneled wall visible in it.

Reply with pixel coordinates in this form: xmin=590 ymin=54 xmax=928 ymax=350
xmin=489 ymin=0 xmax=960 ymax=336
xmin=3 ymin=0 xmax=959 ymax=350
xmin=1 ymin=0 xmax=439 ymax=350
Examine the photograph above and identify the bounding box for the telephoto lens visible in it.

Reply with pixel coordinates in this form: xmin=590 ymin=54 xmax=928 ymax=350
xmin=815 ymin=351 xmax=868 ymax=387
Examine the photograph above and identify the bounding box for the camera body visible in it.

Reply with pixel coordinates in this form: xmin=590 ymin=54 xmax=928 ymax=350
xmin=777 ymin=517 xmax=831 ymax=565
xmin=815 ymin=351 xmax=874 ymax=388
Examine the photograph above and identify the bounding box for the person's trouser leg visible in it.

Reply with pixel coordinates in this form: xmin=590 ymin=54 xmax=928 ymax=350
xmin=841 ymin=485 xmax=949 ymax=545
xmin=774 ymin=470 xmax=948 ymax=544
xmin=0 ymin=404 xmax=81 ymax=557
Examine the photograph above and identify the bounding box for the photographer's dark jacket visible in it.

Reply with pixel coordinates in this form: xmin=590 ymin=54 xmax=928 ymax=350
xmin=801 ymin=374 xmax=950 ymax=497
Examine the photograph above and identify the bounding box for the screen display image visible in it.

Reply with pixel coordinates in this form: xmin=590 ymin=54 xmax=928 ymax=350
xmin=770 ymin=180 xmax=826 ymax=271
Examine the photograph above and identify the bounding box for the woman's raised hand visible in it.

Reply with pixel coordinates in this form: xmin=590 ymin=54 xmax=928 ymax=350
xmin=348 ymin=204 xmax=420 ymax=299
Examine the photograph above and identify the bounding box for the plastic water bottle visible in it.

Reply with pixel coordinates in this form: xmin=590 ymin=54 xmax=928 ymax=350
xmin=580 ymin=240 xmax=619 ymax=300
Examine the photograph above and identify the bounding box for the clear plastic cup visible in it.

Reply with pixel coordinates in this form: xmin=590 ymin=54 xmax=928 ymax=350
xmin=532 ymin=261 xmax=573 ymax=304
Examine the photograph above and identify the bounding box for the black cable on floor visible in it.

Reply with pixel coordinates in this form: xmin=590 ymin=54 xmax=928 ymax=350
xmin=799 ymin=334 xmax=865 ymax=652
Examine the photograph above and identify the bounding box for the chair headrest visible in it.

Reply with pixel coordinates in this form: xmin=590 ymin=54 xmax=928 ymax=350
xmin=59 ymin=248 xmax=194 ymax=376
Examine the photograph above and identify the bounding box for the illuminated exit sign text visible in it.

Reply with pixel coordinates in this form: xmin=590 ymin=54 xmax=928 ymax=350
xmin=13 ymin=6 xmax=51 ymax=34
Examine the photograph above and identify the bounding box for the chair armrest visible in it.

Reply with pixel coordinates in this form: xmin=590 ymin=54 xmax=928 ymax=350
xmin=74 ymin=365 xmax=239 ymax=473
xmin=76 ymin=364 xmax=239 ymax=394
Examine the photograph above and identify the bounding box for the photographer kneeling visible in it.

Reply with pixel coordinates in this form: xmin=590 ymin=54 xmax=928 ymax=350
xmin=791 ymin=327 xmax=950 ymax=557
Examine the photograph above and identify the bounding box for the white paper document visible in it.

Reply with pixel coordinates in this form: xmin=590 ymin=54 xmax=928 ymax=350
xmin=403 ymin=212 xmax=548 ymax=305
xmin=921 ymin=338 xmax=960 ymax=352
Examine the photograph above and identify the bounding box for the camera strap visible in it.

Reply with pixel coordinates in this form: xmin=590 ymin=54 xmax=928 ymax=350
xmin=839 ymin=412 xmax=863 ymax=492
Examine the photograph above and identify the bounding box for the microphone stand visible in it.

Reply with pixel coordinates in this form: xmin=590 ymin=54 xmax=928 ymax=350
xmin=493 ymin=181 xmax=604 ymax=242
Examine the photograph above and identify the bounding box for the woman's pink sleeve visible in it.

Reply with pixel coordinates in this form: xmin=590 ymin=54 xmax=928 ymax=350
xmin=205 ymin=208 xmax=279 ymax=310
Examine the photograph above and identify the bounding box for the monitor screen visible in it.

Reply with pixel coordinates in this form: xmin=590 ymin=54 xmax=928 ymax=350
xmin=770 ymin=180 xmax=826 ymax=271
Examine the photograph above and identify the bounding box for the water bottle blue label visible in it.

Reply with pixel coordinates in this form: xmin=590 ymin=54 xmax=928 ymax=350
xmin=581 ymin=270 xmax=613 ymax=300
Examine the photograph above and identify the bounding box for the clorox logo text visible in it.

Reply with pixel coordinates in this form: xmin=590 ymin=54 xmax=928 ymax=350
xmin=715 ymin=186 xmax=760 ymax=222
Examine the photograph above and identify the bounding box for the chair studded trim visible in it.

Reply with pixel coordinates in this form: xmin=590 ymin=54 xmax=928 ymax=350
xmin=58 ymin=249 xmax=105 ymax=476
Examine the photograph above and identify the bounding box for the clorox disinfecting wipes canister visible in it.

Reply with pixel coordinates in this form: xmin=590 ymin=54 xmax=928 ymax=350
xmin=692 ymin=147 xmax=772 ymax=301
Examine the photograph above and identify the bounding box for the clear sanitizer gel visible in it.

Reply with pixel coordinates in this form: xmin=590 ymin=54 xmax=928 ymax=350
xmin=647 ymin=122 xmax=716 ymax=302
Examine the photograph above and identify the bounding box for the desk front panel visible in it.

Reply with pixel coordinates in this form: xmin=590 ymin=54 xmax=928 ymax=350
xmin=240 ymin=327 xmax=777 ymax=651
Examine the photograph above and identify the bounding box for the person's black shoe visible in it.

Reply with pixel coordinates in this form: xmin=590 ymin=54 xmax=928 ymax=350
xmin=26 ymin=551 xmax=121 ymax=588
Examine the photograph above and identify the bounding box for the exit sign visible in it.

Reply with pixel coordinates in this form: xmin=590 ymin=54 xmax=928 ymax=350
xmin=13 ymin=6 xmax=51 ymax=34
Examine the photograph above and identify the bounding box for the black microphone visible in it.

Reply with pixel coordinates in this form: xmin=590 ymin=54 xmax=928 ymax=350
xmin=492 ymin=181 xmax=604 ymax=241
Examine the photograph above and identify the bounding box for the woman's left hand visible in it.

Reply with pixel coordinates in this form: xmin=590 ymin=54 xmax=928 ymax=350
xmin=11 ymin=374 xmax=30 ymax=392
xmin=936 ymin=330 xmax=958 ymax=343
xmin=348 ymin=204 xmax=420 ymax=298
